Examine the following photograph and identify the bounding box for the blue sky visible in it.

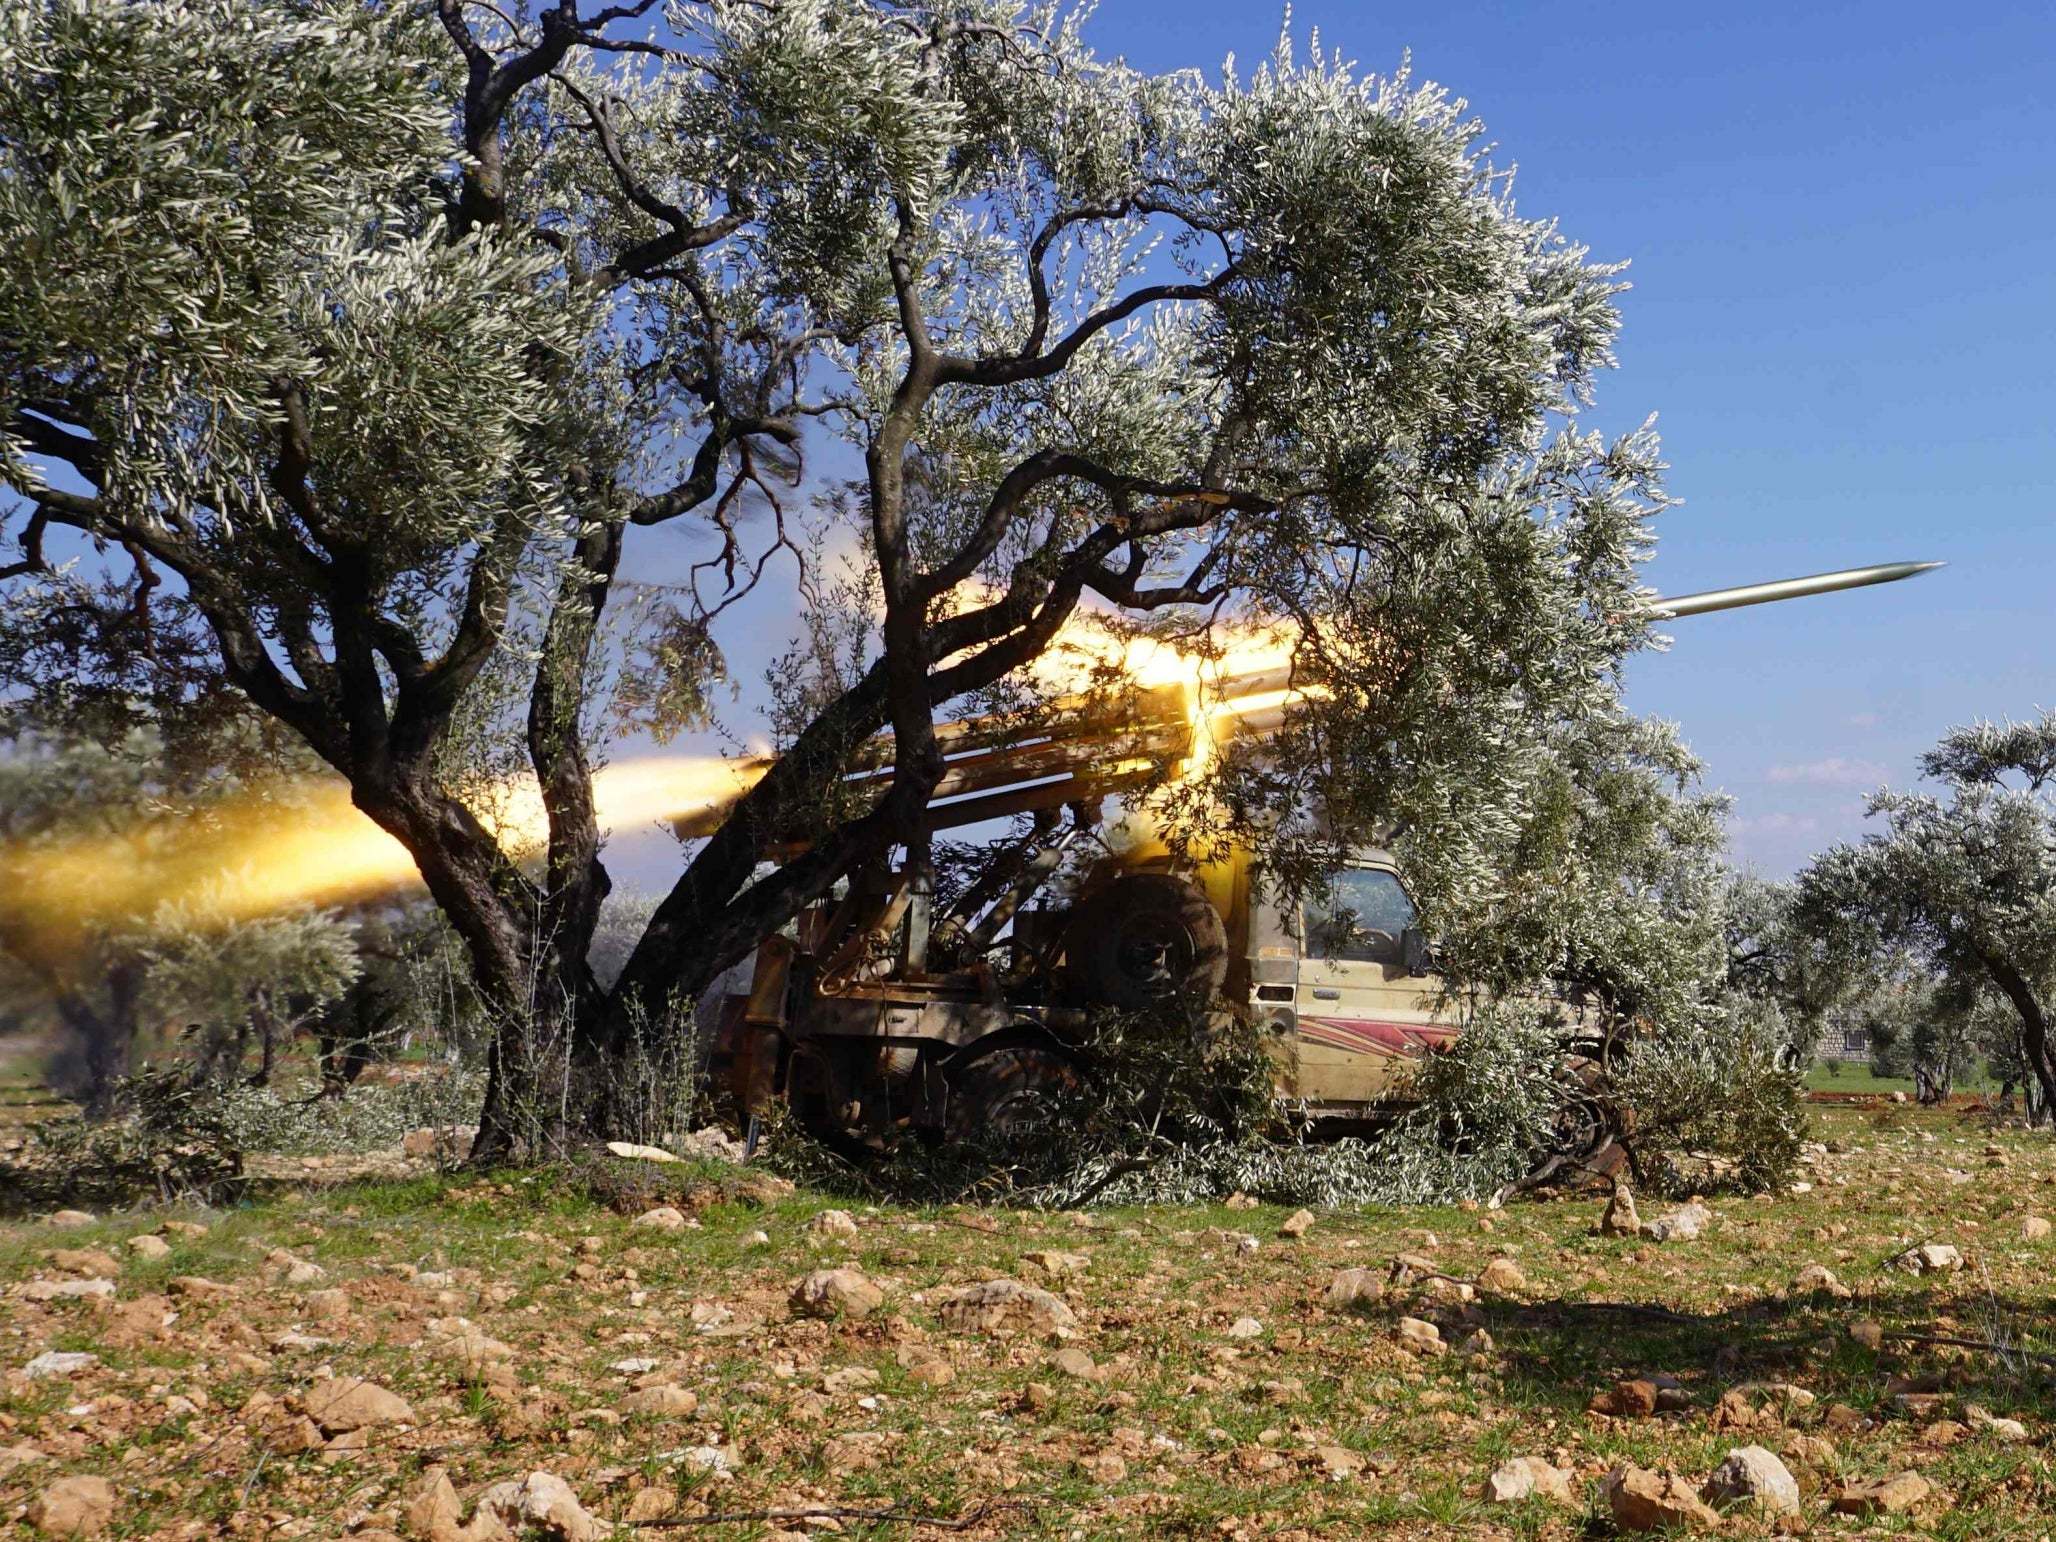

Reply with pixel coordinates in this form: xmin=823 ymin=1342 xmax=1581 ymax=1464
xmin=1049 ymin=0 xmax=2049 ymax=874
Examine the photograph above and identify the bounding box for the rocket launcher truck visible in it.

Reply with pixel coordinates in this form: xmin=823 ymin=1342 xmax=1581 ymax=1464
xmin=679 ymin=563 xmax=1940 ymax=1157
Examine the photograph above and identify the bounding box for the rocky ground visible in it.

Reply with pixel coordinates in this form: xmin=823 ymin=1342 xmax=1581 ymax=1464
xmin=3 ymin=1102 xmax=2054 ymax=1539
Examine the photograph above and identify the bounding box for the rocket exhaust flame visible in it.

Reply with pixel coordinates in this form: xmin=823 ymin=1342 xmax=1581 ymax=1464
xmin=0 ymin=755 xmax=768 ymax=940
xmin=0 ymin=560 xmax=1936 ymax=934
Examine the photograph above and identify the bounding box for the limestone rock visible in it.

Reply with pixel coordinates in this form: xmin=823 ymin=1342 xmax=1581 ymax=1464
xmin=1704 ymin=1445 xmax=1800 ymax=1515
xmin=123 ymin=1235 xmax=171 ymax=1261
xmin=933 ymin=1278 xmax=1078 ymax=1337
xmin=618 ymin=1384 xmax=699 ymax=1417
xmin=805 ymin=1209 xmax=860 ymax=1239
xmin=27 ymin=1475 xmax=116 ymax=1537
xmin=304 ymin=1379 xmax=415 ymax=1434
xmin=1600 ymin=1187 xmax=1642 ymax=1237
xmin=47 ymin=1249 xmax=120 ymax=1277
xmin=45 ymin=1210 xmax=95 ymax=1229
xmin=1323 ymin=1267 xmax=1382 ymax=1310
xmin=22 ymin=1352 xmax=98 ymax=1380
xmin=2022 ymin=1215 xmax=2052 ymax=1242
xmin=791 ymin=1268 xmax=883 ymax=1320
xmin=1277 ymin=1209 xmax=1314 ymax=1239
xmin=1225 ymin=1316 xmax=1264 ymax=1340
xmin=477 ymin=1472 xmax=605 ymax=1542
xmin=1481 ymin=1456 xmax=1573 ymax=1504
xmin=1965 ymin=1404 xmax=2029 ymax=1441
xmin=1892 ymin=1242 xmax=1963 ymax=1274
xmin=1021 ymin=1249 xmax=1089 ymax=1278
xmin=1793 ymin=1263 xmax=1852 ymax=1298
xmin=1394 ymin=1317 xmax=1445 ymax=1357
xmin=1641 ymin=1201 xmax=1711 ymax=1243
xmin=404 ymin=1468 xmax=463 ymax=1541
xmin=1832 ymin=1470 xmax=1934 ymax=1516
xmin=1590 ymin=1379 xmax=1660 ymax=1418
xmin=15 ymin=1278 xmax=115 ymax=1302
xmin=1605 ymin=1466 xmax=1720 ymax=1532
xmin=1478 ymin=1256 xmax=1527 ymax=1293
xmin=632 ymin=1206 xmax=687 ymax=1231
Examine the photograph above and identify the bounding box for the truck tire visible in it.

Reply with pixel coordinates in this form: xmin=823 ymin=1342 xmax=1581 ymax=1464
xmin=1064 ymin=872 xmax=1228 ymax=1012
xmin=944 ymin=1039 xmax=1084 ymax=1141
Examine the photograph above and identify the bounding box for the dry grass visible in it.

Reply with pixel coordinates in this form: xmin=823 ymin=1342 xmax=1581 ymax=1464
xmin=2 ymin=1104 xmax=2054 ymax=1538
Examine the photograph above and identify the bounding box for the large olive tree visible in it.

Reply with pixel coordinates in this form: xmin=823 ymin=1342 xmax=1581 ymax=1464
xmin=4 ymin=0 xmax=1666 ymax=1154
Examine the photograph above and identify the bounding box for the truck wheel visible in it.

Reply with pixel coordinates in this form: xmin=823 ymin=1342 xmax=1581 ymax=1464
xmin=1065 ymin=872 xmax=1229 ymax=1011
xmin=945 ymin=1041 xmax=1083 ymax=1142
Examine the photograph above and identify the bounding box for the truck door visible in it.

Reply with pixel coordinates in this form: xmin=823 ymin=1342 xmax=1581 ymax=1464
xmin=1293 ymin=864 xmax=1454 ymax=1107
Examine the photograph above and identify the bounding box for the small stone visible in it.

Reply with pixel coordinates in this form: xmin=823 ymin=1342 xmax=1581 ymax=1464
xmin=632 ymin=1206 xmax=687 ymax=1231
xmin=1481 ymin=1455 xmax=1573 ymax=1504
xmin=791 ymin=1268 xmax=883 ymax=1320
xmin=1641 ymin=1201 xmax=1711 ymax=1243
xmin=1225 ymin=1316 xmax=1264 ymax=1340
xmin=1605 ymin=1465 xmax=1720 ymax=1531
xmin=1599 ymin=1186 xmax=1641 ymax=1236
xmin=1458 ymin=1328 xmax=1495 ymax=1357
xmin=1478 ymin=1256 xmax=1527 ymax=1293
xmin=1322 ymin=1267 xmax=1381 ymax=1310
xmin=1394 ymin=1317 xmax=1445 ymax=1357
xmin=1965 ymin=1404 xmax=2029 ymax=1441
xmin=897 ymin=1347 xmax=955 ymax=1387
xmin=123 ymin=1235 xmax=170 ymax=1261
xmin=1832 ymin=1470 xmax=1934 ymax=1516
xmin=1792 ymin=1263 xmax=1852 ymax=1298
xmin=1021 ymin=1249 xmax=1089 ymax=1278
xmin=1224 ymin=1191 xmax=1257 ymax=1210
xmin=624 ymin=1488 xmax=675 ymax=1524
xmin=805 ymin=1209 xmax=860 ymax=1238
xmin=167 ymin=1275 xmax=229 ymax=1298
xmin=1704 ymin=1445 xmax=1801 ymax=1515
xmin=304 ymin=1288 xmax=351 ymax=1321
xmin=22 ymin=1352 xmax=98 ymax=1380
xmin=1051 ymin=1346 xmax=1097 ymax=1380
xmin=1313 ymin=1444 xmax=1365 ymax=1480
xmin=26 ymin=1474 xmax=116 ymax=1537
xmin=404 ymin=1468 xmax=462 ymax=1539
xmin=1782 ymin=1433 xmax=1837 ymax=1467
xmin=14 ymin=1278 xmax=115 ymax=1302
xmin=303 ymin=1379 xmax=415 ymax=1434
xmin=1590 ymin=1379 xmax=1659 ymax=1418
xmin=47 ymin=1249 xmax=120 ymax=1277
xmin=2022 ymin=1215 xmax=2051 ymax=1241
xmin=1076 ymin=1450 xmax=1127 ymax=1484
xmin=619 ymin=1384 xmax=700 ymax=1417
xmin=1277 ymin=1209 xmax=1314 ymax=1239
xmin=45 ymin=1210 xmax=95 ymax=1229
xmin=1850 ymin=1319 xmax=1884 ymax=1350
xmin=478 ymin=1472 xmax=606 ymax=1542
xmin=933 ymin=1278 xmax=1077 ymax=1338
xmin=1892 ymin=1242 xmax=1963 ymax=1274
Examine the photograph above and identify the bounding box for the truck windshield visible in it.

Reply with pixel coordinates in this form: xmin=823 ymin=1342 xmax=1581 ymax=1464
xmin=1305 ymin=868 xmax=1418 ymax=963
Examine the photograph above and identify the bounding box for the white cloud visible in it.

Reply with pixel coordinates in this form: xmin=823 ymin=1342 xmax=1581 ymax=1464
xmin=1728 ymin=811 xmax=1823 ymax=836
xmin=1765 ymin=756 xmax=1889 ymax=788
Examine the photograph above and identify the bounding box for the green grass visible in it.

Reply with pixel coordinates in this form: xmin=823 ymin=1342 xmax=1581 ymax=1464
xmin=1805 ymin=1059 xmax=2001 ymax=1093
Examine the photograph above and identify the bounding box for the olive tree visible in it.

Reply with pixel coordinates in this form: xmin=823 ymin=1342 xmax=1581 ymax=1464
xmin=5 ymin=0 xmax=1667 ymax=1154
xmin=1795 ymin=711 xmax=2056 ymax=1122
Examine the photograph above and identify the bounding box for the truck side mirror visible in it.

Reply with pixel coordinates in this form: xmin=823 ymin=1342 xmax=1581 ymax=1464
xmin=1400 ymin=925 xmax=1432 ymax=977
